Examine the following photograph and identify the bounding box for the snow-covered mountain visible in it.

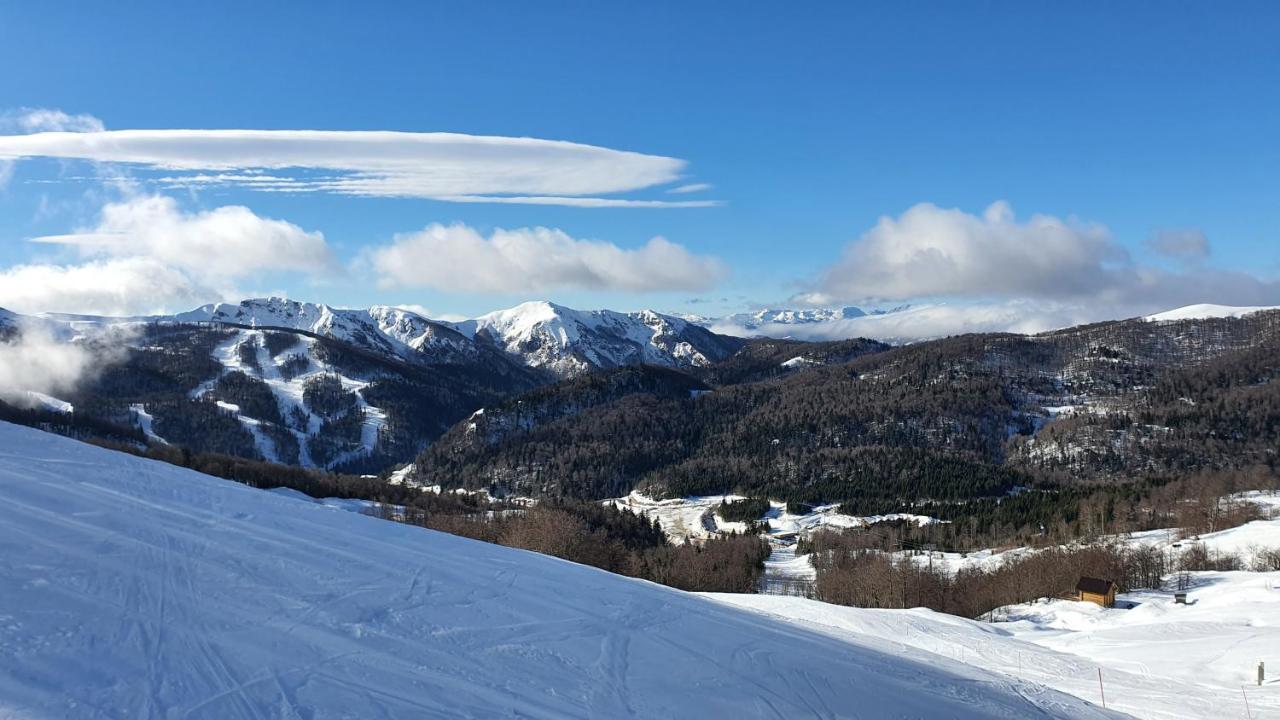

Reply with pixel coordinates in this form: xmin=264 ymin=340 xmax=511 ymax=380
xmin=0 ymin=420 xmax=1119 ymax=719
xmin=1144 ymin=303 xmax=1280 ymax=322
xmin=718 ymin=305 xmax=869 ymax=330
xmin=449 ymin=300 xmax=742 ymax=377
xmin=0 ymin=298 xmax=743 ymax=471
xmin=700 ymin=304 xmax=917 ymax=340
xmin=168 ymin=298 xmax=741 ymax=377
xmin=175 ymin=297 xmax=481 ymax=364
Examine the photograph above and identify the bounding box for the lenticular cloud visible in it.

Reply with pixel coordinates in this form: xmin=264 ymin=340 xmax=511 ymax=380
xmin=0 ymin=128 xmax=711 ymax=206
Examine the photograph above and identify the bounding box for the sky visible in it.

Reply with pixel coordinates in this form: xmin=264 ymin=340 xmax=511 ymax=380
xmin=0 ymin=2 xmax=1277 ymax=339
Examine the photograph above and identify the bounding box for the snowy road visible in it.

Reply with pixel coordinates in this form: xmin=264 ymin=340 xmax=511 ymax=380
xmin=0 ymin=422 xmax=1122 ymax=719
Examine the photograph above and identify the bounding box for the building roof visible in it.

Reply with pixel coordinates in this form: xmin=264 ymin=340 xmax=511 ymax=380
xmin=1076 ymin=576 xmax=1116 ymax=594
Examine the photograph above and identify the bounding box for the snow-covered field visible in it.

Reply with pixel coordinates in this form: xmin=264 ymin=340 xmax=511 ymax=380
xmin=0 ymin=421 xmax=1117 ymax=719
xmin=714 ymin=566 xmax=1280 ymax=720
xmin=608 ymin=491 xmax=937 ymax=546
xmin=712 ymin=493 xmax=1280 ymax=720
xmin=901 ymin=491 xmax=1280 ymax=576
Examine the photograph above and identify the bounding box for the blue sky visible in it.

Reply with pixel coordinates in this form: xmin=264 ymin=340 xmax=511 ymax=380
xmin=0 ymin=2 xmax=1277 ymax=335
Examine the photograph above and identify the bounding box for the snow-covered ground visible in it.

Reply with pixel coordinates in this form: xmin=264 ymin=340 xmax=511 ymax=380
xmin=0 ymin=421 xmax=1117 ymax=719
xmin=129 ymin=403 xmax=166 ymax=444
xmin=608 ymin=491 xmax=938 ymax=546
xmin=903 ymin=491 xmax=1280 ymax=576
xmin=714 ymin=567 xmax=1280 ymax=720
xmin=712 ymin=491 xmax=1280 ymax=719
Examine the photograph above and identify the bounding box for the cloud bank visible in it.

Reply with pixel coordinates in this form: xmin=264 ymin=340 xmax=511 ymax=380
xmin=0 ymin=128 xmax=713 ymax=207
xmin=810 ymin=201 xmax=1280 ymax=317
xmin=709 ymin=301 xmax=1101 ymax=344
xmin=2 ymin=196 xmax=332 ymax=316
xmin=31 ymin=195 xmax=333 ymax=278
xmin=0 ymin=258 xmax=218 ymax=317
xmin=371 ymin=223 xmax=727 ymax=294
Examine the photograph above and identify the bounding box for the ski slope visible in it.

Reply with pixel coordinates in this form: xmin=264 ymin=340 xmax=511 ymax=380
xmin=0 ymin=421 xmax=1120 ymax=719
xmin=714 ymin=568 xmax=1280 ymax=720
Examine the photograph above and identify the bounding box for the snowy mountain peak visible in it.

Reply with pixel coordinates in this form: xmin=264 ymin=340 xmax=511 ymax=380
xmin=452 ymin=300 xmax=741 ymax=377
xmin=175 ymin=298 xmax=476 ymax=362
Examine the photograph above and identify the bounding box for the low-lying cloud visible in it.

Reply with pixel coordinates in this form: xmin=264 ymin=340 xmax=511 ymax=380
xmin=371 ymin=223 xmax=727 ymax=294
xmin=0 ymin=324 xmax=98 ymax=408
xmin=709 ymin=301 xmax=1104 ymax=344
xmin=0 ymin=257 xmax=218 ymax=317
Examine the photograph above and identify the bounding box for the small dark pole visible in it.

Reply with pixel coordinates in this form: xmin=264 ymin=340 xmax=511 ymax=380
xmin=1097 ymin=668 xmax=1106 ymax=709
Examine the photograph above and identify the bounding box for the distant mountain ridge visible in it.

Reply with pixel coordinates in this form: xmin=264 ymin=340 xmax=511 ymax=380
xmin=0 ymin=298 xmax=744 ymax=473
xmin=707 ymin=305 xmax=912 ymax=332
xmin=171 ymin=297 xmax=742 ymax=378
xmin=449 ymin=300 xmax=743 ymax=377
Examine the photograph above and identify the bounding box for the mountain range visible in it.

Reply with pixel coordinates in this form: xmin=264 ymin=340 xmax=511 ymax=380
xmin=3 ymin=297 xmax=1279 ymax=497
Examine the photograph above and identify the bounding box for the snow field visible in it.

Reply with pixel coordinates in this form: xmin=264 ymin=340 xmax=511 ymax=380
xmin=0 ymin=421 xmax=1118 ymax=719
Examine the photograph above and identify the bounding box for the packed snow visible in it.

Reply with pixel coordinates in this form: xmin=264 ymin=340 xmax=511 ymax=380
xmin=0 ymin=421 xmax=1117 ymax=719
xmin=130 ymin=403 xmax=166 ymax=444
xmin=713 ymin=566 xmax=1280 ymax=720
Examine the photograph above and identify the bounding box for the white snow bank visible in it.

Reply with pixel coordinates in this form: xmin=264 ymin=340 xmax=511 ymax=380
xmin=0 ymin=422 xmax=1116 ymax=719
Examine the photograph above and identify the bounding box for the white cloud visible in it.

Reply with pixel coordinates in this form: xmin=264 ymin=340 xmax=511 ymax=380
xmin=812 ymin=201 xmax=1280 ymax=316
xmin=1 ymin=108 xmax=105 ymax=134
xmin=0 ymin=327 xmax=94 ymax=407
xmin=430 ymin=194 xmax=720 ymax=208
xmin=31 ymin=195 xmax=334 ymax=279
xmin=816 ymin=201 xmax=1122 ymax=301
xmin=0 ymin=128 xmax=714 ymax=207
xmin=1147 ymin=228 xmax=1210 ymax=260
xmin=0 ymin=257 xmax=221 ymax=317
xmin=667 ymin=183 xmax=713 ymax=194
xmin=0 ymin=194 xmax=333 ymax=316
xmin=0 ymin=108 xmax=106 ymax=189
xmin=371 ymin=223 xmax=727 ymax=294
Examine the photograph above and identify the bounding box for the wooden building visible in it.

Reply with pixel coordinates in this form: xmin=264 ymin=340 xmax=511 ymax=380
xmin=1075 ymin=577 xmax=1117 ymax=607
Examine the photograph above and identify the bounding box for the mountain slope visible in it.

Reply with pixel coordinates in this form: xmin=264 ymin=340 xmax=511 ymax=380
xmin=450 ymin=300 xmax=743 ymax=376
xmin=175 ymin=297 xmax=484 ymax=364
xmin=0 ymin=421 xmax=1118 ymax=719
xmin=1144 ymin=303 xmax=1280 ymax=322
xmin=411 ymin=310 xmax=1280 ymax=504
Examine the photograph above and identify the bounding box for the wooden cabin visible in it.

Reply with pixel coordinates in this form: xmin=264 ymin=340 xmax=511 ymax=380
xmin=1075 ymin=577 xmax=1117 ymax=607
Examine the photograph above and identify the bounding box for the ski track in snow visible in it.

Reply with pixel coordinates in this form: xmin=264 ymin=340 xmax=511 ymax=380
xmin=0 ymin=422 xmax=1122 ymax=720
xmin=188 ymin=330 xmax=386 ymax=469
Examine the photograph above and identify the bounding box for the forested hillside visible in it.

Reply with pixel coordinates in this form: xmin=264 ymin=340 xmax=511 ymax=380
xmin=410 ymin=311 xmax=1280 ymax=509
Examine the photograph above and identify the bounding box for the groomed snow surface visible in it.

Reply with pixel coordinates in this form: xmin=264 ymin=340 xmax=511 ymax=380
xmin=0 ymin=421 xmax=1118 ymax=719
